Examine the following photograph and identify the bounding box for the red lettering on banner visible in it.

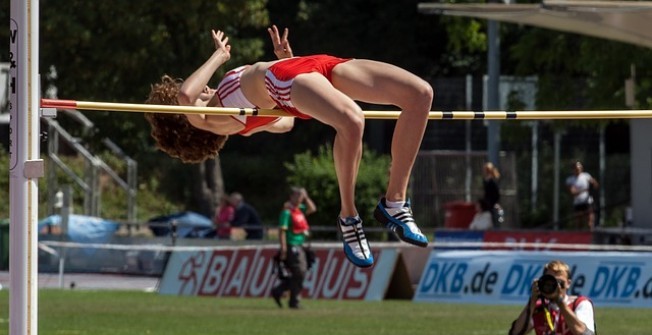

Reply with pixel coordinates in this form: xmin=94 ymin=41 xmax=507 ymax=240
xmin=222 ymin=249 xmax=258 ymax=296
xmin=347 ymin=266 xmax=370 ymax=298
xmin=483 ymin=231 xmax=592 ymax=250
xmin=244 ymin=249 xmax=277 ymax=297
xmin=320 ymin=253 xmax=352 ymax=299
xmin=303 ymin=250 xmax=328 ymax=296
xmin=186 ymin=248 xmax=379 ymax=299
xmin=198 ymin=250 xmax=234 ymax=296
xmin=309 ymin=249 xmax=376 ymax=300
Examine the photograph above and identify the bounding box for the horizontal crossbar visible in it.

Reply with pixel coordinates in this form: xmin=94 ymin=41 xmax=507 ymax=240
xmin=41 ymin=99 xmax=652 ymax=120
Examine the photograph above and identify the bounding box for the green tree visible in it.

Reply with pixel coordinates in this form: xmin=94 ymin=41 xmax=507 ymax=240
xmin=34 ymin=0 xmax=270 ymax=218
xmin=284 ymin=145 xmax=390 ymax=240
xmin=0 ymin=0 xmax=455 ymax=224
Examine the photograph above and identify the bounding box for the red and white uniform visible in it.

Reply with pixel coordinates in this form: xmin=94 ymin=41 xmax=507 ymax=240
xmin=531 ymin=296 xmax=595 ymax=335
xmin=264 ymin=54 xmax=352 ymax=119
xmin=216 ymin=65 xmax=280 ymax=135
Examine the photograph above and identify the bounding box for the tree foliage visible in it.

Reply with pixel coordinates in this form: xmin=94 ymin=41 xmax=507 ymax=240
xmin=1 ymin=0 xmax=651 ymax=227
xmin=439 ymin=0 xmax=652 ymax=112
xmin=284 ymin=144 xmax=391 ymax=239
xmin=37 ymin=0 xmax=270 ymax=218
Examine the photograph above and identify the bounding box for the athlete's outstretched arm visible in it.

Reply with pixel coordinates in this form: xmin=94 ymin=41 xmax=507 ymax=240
xmin=178 ymin=29 xmax=231 ymax=106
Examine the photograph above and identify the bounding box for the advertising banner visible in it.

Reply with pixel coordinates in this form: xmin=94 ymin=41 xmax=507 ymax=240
xmin=414 ymin=250 xmax=652 ymax=308
xmin=158 ymin=247 xmax=399 ymax=301
xmin=433 ymin=230 xmax=485 ymax=250
xmin=483 ymin=231 xmax=593 ymax=250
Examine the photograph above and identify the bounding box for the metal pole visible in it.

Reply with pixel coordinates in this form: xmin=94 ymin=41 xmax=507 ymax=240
xmin=46 ymin=124 xmax=58 ymax=216
xmin=127 ymin=158 xmax=137 ymax=224
xmin=91 ymin=159 xmax=100 ymax=216
xmin=531 ymin=121 xmax=539 ymax=211
xmin=599 ymin=124 xmax=606 ymax=227
xmin=553 ymin=130 xmax=561 ymax=229
xmin=83 ymin=159 xmax=91 ymax=215
xmin=487 ymin=17 xmax=501 ymax=166
xmin=9 ymin=0 xmax=41 ymax=334
xmin=464 ymin=75 xmax=473 ymax=202
xmin=57 ymin=185 xmax=72 ymax=289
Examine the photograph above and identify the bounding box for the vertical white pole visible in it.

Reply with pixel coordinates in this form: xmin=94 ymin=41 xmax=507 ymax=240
xmin=531 ymin=121 xmax=538 ymax=211
xmin=553 ymin=130 xmax=561 ymax=229
xmin=9 ymin=0 xmax=40 ymax=334
xmin=464 ymin=75 xmax=472 ymax=203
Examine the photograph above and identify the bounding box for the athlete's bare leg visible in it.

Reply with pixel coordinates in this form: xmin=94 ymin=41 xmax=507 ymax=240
xmin=289 ymin=72 xmax=364 ymax=218
xmin=332 ymin=59 xmax=433 ymax=202
xmin=289 ymin=72 xmax=375 ymax=267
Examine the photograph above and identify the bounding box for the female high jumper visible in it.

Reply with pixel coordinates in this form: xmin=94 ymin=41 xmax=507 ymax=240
xmin=145 ymin=26 xmax=434 ymax=268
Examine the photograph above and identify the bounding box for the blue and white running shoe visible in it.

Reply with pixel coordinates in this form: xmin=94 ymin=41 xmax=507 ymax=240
xmin=374 ymin=198 xmax=428 ymax=247
xmin=337 ymin=216 xmax=374 ymax=268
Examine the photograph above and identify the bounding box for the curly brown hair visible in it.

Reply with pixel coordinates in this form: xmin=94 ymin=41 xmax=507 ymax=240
xmin=144 ymin=75 xmax=229 ymax=163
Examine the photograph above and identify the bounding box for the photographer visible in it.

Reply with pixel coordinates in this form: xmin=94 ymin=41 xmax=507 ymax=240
xmin=509 ymin=260 xmax=596 ymax=335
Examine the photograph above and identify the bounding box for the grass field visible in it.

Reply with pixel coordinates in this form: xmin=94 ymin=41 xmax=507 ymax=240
xmin=0 ymin=290 xmax=649 ymax=334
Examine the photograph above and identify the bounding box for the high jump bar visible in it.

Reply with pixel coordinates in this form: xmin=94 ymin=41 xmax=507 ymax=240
xmin=41 ymin=98 xmax=652 ymax=120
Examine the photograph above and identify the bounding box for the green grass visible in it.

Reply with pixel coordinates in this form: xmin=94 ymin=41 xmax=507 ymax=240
xmin=0 ymin=290 xmax=649 ymax=334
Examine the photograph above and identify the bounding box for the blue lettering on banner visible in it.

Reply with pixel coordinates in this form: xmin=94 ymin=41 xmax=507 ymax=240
xmin=589 ymin=265 xmax=642 ymax=300
xmin=415 ymin=251 xmax=652 ymax=307
xmin=642 ymin=277 xmax=652 ymax=299
xmin=501 ymin=262 xmax=541 ymax=297
xmin=419 ymin=261 xmax=468 ymax=296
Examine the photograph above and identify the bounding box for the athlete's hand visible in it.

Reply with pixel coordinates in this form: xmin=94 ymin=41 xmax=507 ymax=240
xmin=212 ymin=29 xmax=231 ymax=61
xmin=268 ymin=25 xmax=293 ymax=59
xmin=198 ymin=86 xmax=216 ymax=102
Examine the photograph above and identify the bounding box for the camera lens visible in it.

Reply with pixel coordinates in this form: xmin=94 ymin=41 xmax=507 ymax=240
xmin=538 ymin=274 xmax=559 ymax=295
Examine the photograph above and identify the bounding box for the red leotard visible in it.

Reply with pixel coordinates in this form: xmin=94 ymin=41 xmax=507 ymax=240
xmin=264 ymin=55 xmax=352 ymax=119
xmin=216 ymin=65 xmax=280 ymax=135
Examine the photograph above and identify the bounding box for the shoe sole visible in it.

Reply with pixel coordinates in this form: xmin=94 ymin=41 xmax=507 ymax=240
xmin=374 ymin=207 xmax=428 ymax=248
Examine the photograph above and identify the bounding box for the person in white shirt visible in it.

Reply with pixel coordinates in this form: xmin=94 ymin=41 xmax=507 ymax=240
xmin=468 ymin=198 xmax=493 ymax=230
xmin=565 ymin=161 xmax=599 ymax=230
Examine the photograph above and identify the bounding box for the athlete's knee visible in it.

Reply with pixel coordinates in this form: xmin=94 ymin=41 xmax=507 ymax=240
xmin=336 ymin=106 xmax=365 ymax=140
xmin=398 ymin=80 xmax=433 ymax=114
xmin=412 ymin=80 xmax=434 ymax=112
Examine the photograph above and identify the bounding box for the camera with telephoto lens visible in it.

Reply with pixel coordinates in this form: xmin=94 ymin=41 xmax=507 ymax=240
xmin=538 ymin=274 xmax=564 ymax=295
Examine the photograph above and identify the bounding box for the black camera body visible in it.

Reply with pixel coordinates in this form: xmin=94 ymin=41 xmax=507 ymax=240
xmin=538 ymin=274 xmax=563 ymax=295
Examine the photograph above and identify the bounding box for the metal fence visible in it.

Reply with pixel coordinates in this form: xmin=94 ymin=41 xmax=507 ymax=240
xmin=410 ymin=150 xmax=517 ymax=228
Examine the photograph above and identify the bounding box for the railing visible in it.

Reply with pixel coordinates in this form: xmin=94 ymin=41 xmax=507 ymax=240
xmin=45 ymin=117 xmax=137 ymax=221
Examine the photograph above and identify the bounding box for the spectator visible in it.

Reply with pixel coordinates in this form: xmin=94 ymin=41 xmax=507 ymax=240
xmin=229 ymin=192 xmax=264 ymax=240
xmin=468 ymin=198 xmax=493 ymax=230
xmin=509 ymin=260 xmax=596 ymax=335
xmin=271 ymin=187 xmax=316 ymax=309
xmin=565 ymin=161 xmax=599 ymax=230
xmin=213 ymin=195 xmax=234 ymax=239
xmin=482 ymin=162 xmax=504 ymax=227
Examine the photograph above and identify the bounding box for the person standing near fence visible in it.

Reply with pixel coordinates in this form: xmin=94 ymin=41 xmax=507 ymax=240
xmin=271 ymin=187 xmax=316 ymax=309
xmin=565 ymin=161 xmax=599 ymax=231
xmin=482 ymin=162 xmax=504 ymax=227
xmin=213 ymin=195 xmax=234 ymax=239
xmin=229 ymin=192 xmax=264 ymax=240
